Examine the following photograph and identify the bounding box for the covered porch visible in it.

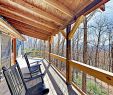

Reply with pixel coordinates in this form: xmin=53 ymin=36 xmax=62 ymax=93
xmin=0 ymin=0 xmax=112 ymax=95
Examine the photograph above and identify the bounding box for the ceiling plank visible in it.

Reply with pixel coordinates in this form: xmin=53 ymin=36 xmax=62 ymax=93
xmin=12 ymin=24 xmax=51 ymax=37
xmin=6 ymin=18 xmax=52 ymax=36
xmin=13 ymin=25 xmax=49 ymax=38
xmin=0 ymin=6 xmax=57 ymax=33
xmin=21 ymin=31 xmax=47 ymax=40
xmin=18 ymin=29 xmax=48 ymax=40
xmin=0 ymin=0 xmax=65 ymax=26
xmin=0 ymin=4 xmax=58 ymax=30
xmin=44 ymin=0 xmax=74 ymax=17
xmin=23 ymin=0 xmax=65 ymax=25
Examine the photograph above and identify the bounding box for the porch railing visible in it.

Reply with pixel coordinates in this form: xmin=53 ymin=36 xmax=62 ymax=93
xmin=27 ymin=50 xmax=113 ymax=95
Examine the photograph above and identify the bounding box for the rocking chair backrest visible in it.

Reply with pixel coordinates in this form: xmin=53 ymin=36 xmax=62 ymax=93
xmin=24 ymin=53 xmax=31 ymax=69
xmin=2 ymin=63 xmax=27 ymax=95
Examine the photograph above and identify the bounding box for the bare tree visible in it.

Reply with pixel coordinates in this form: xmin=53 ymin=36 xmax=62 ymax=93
xmin=57 ymin=33 xmax=61 ymax=55
xmin=111 ymin=42 xmax=113 ymax=72
xmin=90 ymin=16 xmax=109 ymax=68
xmin=107 ymin=25 xmax=113 ymax=71
xmin=82 ymin=17 xmax=87 ymax=93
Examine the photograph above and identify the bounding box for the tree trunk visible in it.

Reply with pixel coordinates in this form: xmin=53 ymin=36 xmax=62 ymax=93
xmin=56 ymin=33 xmax=61 ymax=67
xmin=109 ymin=33 xmax=111 ymax=71
xmin=76 ymin=32 xmax=79 ymax=61
xmin=95 ymin=30 xmax=101 ymax=67
xmin=82 ymin=17 xmax=87 ymax=93
xmin=72 ymin=38 xmax=75 ymax=60
xmin=111 ymin=42 xmax=113 ymax=73
xmin=61 ymin=38 xmax=65 ymax=71
xmin=61 ymin=38 xmax=65 ymax=57
xmin=75 ymin=31 xmax=80 ymax=78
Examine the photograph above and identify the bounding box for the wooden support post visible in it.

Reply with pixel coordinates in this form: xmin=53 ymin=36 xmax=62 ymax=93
xmin=49 ymin=37 xmax=51 ymax=63
xmin=12 ymin=38 xmax=16 ymax=64
xmin=60 ymin=30 xmax=66 ymax=39
xmin=66 ymin=24 xmax=71 ymax=84
xmin=68 ymin=15 xmax=84 ymax=40
xmin=44 ymin=41 xmax=46 ymax=59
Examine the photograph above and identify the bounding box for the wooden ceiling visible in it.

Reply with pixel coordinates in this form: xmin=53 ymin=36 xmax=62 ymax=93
xmin=0 ymin=0 xmax=109 ymax=40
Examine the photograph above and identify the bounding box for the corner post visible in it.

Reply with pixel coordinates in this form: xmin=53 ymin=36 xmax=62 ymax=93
xmin=12 ymin=38 xmax=16 ymax=64
xmin=66 ymin=24 xmax=71 ymax=84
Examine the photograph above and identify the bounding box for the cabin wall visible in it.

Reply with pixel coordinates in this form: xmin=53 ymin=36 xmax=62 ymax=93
xmin=0 ymin=32 xmax=11 ymax=80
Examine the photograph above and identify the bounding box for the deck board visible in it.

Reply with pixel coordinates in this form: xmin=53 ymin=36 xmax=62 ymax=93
xmin=0 ymin=78 xmax=11 ymax=95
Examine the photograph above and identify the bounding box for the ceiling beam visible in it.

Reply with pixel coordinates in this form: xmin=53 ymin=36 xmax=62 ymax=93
xmin=6 ymin=18 xmax=53 ymax=36
xmin=0 ymin=3 xmax=58 ymax=30
xmin=12 ymin=25 xmax=49 ymax=39
xmin=0 ymin=6 xmax=57 ymax=33
xmin=75 ymin=0 xmax=93 ymax=16
xmin=84 ymin=0 xmax=109 ymax=16
xmin=44 ymin=0 xmax=74 ymax=17
xmin=71 ymin=0 xmax=109 ymax=24
xmin=59 ymin=0 xmax=93 ymax=30
xmin=17 ymin=29 xmax=48 ymax=40
xmin=12 ymin=24 xmax=51 ymax=38
xmin=21 ymin=31 xmax=47 ymax=40
xmin=69 ymin=0 xmax=93 ymax=24
xmin=0 ymin=0 xmax=65 ymax=26
xmin=23 ymin=0 xmax=65 ymax=25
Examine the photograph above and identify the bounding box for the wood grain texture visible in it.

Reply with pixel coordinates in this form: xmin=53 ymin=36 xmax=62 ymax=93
xmin=0 ymin=0 xmax=108 ymax=40
xmin=70 ymin=60 xmax=113 ymax=86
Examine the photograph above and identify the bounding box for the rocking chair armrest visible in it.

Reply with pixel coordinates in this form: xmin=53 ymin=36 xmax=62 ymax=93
xmin=24 ymin=73 xmax=44 ymax=82
xmin=29 ymin=59 xmax=43 ymax=64
xmin=30 ymin=61 xmax=42 ymax=64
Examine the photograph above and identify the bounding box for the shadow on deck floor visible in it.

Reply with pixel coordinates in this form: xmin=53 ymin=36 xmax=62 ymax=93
xmin=42 ymin=59 xmax=78 ymax=95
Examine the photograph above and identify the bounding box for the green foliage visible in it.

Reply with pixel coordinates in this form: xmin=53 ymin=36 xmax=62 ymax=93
xmin=73 ymin=75 xmax=82 ymax=88
xmin=73 ymin=74 xmax=107 ymax=95
xmin=87 ymin=81 xmax=107 ymax=95
xmin=24 ymin=48 xmax=31 ymax=52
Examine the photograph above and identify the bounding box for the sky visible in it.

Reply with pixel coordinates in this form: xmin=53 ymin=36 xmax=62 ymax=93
xmin=85 ymin=0 xmax=113 ymax=48
xmin=99 ymin=0 xmax=113 ymax=23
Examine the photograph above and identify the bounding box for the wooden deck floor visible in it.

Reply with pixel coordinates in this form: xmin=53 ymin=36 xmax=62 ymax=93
xmin=0 ymin=57 xmax=79 ymax=95
xmin=0 ymin=78 xmax=11 ymax=95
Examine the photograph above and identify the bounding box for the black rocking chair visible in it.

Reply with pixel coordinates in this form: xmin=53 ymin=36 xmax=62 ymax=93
xmin=2 ymin=61 xmax=49 ymax=95
xmin=24 ymin=53 xmax=43 ymax=77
